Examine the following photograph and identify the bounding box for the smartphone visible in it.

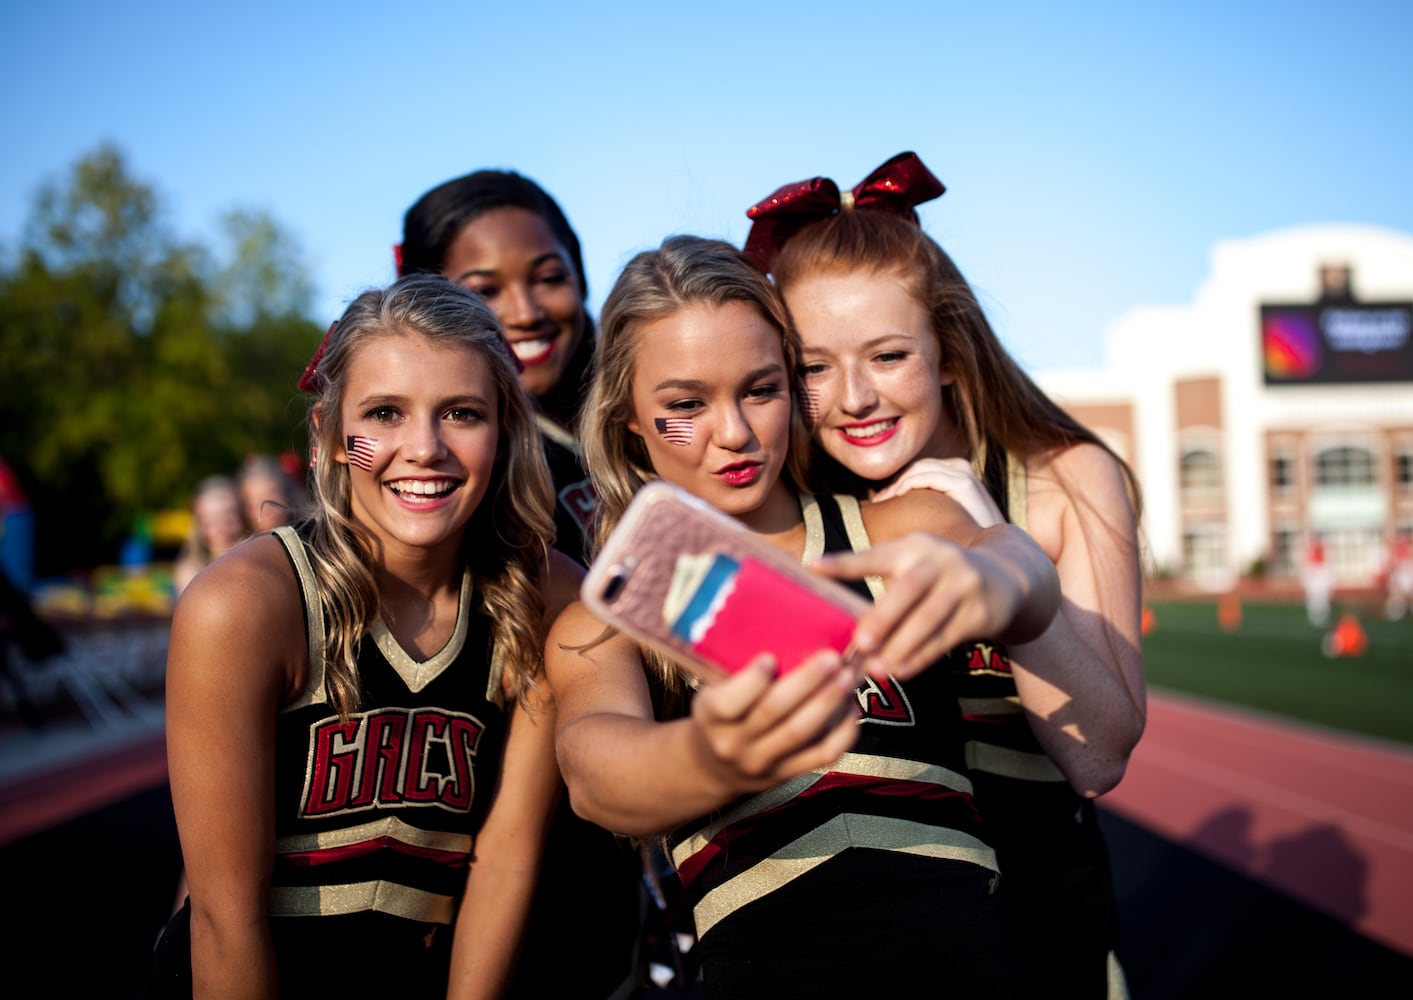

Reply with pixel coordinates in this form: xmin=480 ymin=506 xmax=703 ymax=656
xmin=581 ymin=480 xmax=872 ymax=683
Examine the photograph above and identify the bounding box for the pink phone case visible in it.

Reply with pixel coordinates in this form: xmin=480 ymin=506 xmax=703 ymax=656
xmin=581 ymin=480 xmax=871 ymax=682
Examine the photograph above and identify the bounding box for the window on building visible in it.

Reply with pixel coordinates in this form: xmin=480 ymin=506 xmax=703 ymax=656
xmin=1397 ymin=447 xmax=1413 ymax=493
xmin=1182 ymin=524 xmax=1226 ymax=581
xmin=1315 ymin=446 xmax=1375 ymax=487
xmin=1271 ymin=453 xmax=1294 ymax=494
xmin=1180 ymin=448 xmax=1222 ymax=496
xmin=1272 ymin=527 xmax=1299 ymax=578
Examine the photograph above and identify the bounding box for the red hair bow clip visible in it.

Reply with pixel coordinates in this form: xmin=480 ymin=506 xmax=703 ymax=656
xmin=297 ymin=321 xmax=338 ymax=394
xmin=742 ymin=151 xmax=945 ymax=272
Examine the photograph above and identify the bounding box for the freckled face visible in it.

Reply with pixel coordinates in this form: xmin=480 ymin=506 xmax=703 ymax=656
xmin=336 ymin=334 xmax=500 ymax=561
xmin=626 ymin=301 xmax=796 ymax=528
xmin=441 ymin=207 xmax=587 ymax=400
xmin=785 ymin=270 xmax=955 ymax=483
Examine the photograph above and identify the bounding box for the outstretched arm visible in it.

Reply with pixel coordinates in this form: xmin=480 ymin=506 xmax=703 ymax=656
xmin=546 ymin=601 xmax=860 ymax=839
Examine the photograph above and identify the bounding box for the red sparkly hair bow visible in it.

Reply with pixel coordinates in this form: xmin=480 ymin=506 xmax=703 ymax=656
xmin=742 ymin=151 xmax=945 ymax=272
xmin=297 ymin=321 xmax=338 ymax=393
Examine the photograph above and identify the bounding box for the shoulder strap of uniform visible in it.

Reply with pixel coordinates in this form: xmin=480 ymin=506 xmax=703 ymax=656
xmin=832 ymin=493 xmax=886 ymax=602
xmin=1005 ymin=451 xmax=1028 ymax=531
xmin=272 ymin=525 xmax=329 ymax=708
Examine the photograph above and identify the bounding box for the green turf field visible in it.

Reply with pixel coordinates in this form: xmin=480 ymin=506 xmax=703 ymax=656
xmin=1143 ymin=599 xmax=1413 ymax=748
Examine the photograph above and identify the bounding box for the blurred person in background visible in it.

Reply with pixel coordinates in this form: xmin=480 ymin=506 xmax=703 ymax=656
xmin=236 ymin=453 xmax=304 ymax=533
xmin=172 ymin=476 xmax=247 ymax=595
xmin=1384 ymin=528 xmax=1412 ymax=620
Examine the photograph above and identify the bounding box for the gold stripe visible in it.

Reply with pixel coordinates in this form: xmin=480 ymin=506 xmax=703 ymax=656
xmin=799 ymin=492 xmax=826 ymax=563
xmin=691 ymin=814 xmax=997 ymax=939
xmin=275 ymin=813 xmax=473 ymax=855
xmin=1107 ymin=950 xmax=1131 ymax=1000
xmin=1006 ymin=451 xmax=1028 ymax=531
xmin=486 ymin=642 xmax=505 ymax=703
xmin=370 ymin=569 xmax=474 ymax=693
xmin=958 ymin=695 xmax=1023 ymax=716
xmin=670 ymin=752 xmax=974 ymax=869
xmin=964 ymin=741 xmax=1067 ymax=782
xmin=671 ymin=771 xmax=825 ymax=870
xmin=835 ymin=494 xmax=885 ymax=600
xmin=536 ymin=413 xmax=581 ymax=455
xmin=274 ymin=526 xmax=329 ymax=710
xmin=271 ymin=881 xmax=457 ymax=923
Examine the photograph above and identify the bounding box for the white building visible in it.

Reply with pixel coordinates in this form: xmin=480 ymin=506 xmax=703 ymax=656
xmin=1037 ymin=225 xmax=1413 ymax=591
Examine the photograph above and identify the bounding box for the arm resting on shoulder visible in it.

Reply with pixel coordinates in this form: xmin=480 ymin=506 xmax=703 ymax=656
xmin=1005 ymin=443 xmax=1146 ymax=797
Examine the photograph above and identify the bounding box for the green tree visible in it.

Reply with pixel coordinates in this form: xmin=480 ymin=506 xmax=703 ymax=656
xmin=0 ymin=144 xmax=323 ymax=577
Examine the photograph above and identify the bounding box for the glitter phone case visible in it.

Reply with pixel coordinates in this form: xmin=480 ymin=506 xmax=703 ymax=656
xmin=581 ymin=480 xmax=871 ymax=683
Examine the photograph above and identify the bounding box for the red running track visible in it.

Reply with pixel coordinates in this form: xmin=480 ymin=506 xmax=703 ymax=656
xmin=0 ymin=729 xmax=167 ymax=847
xmin=1101 ymin=689 xmax=1413 ymax=957
xmin=4 ymin=690 xmax=1411 ymax=959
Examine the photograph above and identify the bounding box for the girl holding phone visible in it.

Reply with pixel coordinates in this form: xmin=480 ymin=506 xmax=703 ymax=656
xmin=546 ymin=235 xmax=1059 ymax=998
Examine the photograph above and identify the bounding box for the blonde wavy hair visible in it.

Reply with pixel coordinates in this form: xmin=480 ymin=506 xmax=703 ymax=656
xmin=579 ymin=235 xmax=810 ymax=696
xmin=303 ymin=274 xmax=555 ymax=715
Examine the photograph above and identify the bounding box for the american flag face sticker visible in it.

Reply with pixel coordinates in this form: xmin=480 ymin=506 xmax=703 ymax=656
xmin=345 ymin=435 xmax=378 ymax=471
xmin=653 ymin=417 xmax=694 ymax=446
xmin=799 ymin=388 xmax=821 ymax=424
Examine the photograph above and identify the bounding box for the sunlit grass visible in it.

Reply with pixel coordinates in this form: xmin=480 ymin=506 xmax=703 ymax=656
xmin=1142 ymin=599 xmax=1413 ymax=747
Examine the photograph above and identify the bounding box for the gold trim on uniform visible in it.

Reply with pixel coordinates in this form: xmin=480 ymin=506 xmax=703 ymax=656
xmin=689 ymin=815 xmax=998 ymax=939
xmin=369 ymin=569 xmax=474 ymax=693
xmin=1006 ymin=451 xmax=1029 ymax=531
xmin=965 ymin=740 xmax=1067 ymax=781
xmin=671 ymin=751 xmax=976 ymax=870
xmin=275 ymin=526 xmax=330 ymax=710
xmin=270 ymin=881 xmax=457 ymax=923
xmin=536 ymin=413 xmax=581 ymax=455
xmin=835 ymin=494 xmax=885 ymax=600
xmin=799 ymin=492 xmax=826 ymax=562
xmin=275 ymin=813 xmax=473 ymax=855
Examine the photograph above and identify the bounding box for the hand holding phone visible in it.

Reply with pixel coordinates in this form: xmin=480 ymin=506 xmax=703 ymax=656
xmin=582 ymin=481 xmax=872 ymax=683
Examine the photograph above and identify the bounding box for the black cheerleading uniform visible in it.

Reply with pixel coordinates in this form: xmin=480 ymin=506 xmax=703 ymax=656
xmin=950 ymin=454 xmax=1126 ymax=999
xmin=141 ymin=525 xmax=510 ymax=999
xmin=268 ymin=524 xmax=509 ymax=994
xmin=665 ymin=493 xmax=1025 ymax=1000
xmin=539 ymin=414 xmax=597 ymax=565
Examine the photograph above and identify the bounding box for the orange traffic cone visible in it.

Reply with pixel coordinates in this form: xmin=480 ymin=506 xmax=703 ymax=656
xmin=1321 ymin=614 xmax=1368 ymax=658
xmin=1218 ymin=592 xmax=1242 ymax=633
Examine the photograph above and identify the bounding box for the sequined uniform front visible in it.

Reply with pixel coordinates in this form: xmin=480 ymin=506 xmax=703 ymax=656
xmin=267 ymin=524 xmax=508 ymax=995
xmin=951 ymin=454 xmax=1125 ymax=999
xmin=665 ymin=493 xmax=1025 ymax=999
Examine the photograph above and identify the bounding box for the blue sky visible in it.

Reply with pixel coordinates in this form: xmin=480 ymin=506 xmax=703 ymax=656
xmin=2 ymin=1 xmax=1410 ymax=372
